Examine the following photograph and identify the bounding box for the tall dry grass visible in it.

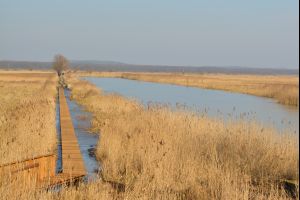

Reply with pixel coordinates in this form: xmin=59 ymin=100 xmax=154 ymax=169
xmin=0 ymin=71 xmax=58 ymax=165
xmin=1 ymin=72 xmax=298 ymax=200
xmin=79 ymin=71 xmax=299 ymax=106
xmin=66 ymin=75 xmax=299 ymax=199
xmin=0 ymin=178 xmax=122 ymax=200
xmin=0 ymin=71 xmax=122 ymax=200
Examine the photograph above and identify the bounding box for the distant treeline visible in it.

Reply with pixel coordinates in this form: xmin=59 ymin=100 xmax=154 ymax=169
xmin=0 ymin=60 xmax=298 ymax=75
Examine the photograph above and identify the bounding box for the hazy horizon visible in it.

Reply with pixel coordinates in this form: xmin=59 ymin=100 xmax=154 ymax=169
xmin=0 ymin=0 xmax=299 ymax=69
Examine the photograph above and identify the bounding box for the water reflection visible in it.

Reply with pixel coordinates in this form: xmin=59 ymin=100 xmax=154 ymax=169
xmin=84 ymin=77 xmax=299 ymax=134
xmin=65 ymin=90 xmax=100 ymax=181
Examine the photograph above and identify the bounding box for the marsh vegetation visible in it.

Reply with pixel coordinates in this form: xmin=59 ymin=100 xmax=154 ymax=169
xmin=67 ymin=74 xmax=299 ymax=199
xmin=0 ymin=71 xmax=298 ymax=200
xmin=0 ymin=71 xmax=57 ymax=165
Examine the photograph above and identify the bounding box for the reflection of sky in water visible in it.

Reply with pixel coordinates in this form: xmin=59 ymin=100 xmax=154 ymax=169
xmin=55 ymin=97 xmax=62 ymax=174
xmin=65 ymin=90 xmax=100 ymax=181
xmin=84 ymin=77 xmax=299 ymax=134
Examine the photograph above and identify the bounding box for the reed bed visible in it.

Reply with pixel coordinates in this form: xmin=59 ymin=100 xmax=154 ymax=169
xmin=0 ymin=71 xmax=58 ymax=165
xmin=65 ymin=75 xmax=299 ymax=199
xmin=79 ymin=71 xmax=299 ymax=106
xmin=0 ymin=178 xmax=121 ymax=200
xmin=0 ymin=72 xmax=120 ymax=200
xmin=0 ymin=72 xmax=298 ymax=199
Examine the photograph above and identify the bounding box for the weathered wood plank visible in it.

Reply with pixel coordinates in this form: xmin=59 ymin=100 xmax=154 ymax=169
xmin=59 ymin=88 xmax=86 ymax=176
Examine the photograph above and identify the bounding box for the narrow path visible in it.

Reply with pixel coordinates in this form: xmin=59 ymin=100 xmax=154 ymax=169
xmin=59 ymin=87 xmax=86 ymax=176
xmin=39 ymin=88 xmax=87 ymax=187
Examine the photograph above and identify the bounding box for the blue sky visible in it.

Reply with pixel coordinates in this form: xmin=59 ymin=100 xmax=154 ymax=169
xmin=0 ymin=0 xmax=299 ymax=68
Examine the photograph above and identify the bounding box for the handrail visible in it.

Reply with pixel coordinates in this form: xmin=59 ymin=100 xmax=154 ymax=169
xmin=0 ymin=153 xmax=55 ymax=168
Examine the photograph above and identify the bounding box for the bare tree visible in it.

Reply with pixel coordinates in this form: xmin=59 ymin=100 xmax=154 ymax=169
xmin=52 ymin=54 xmax=69 ymax=76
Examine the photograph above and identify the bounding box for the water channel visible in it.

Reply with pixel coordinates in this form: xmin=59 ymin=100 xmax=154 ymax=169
xmin=84 ymin=77 xmax=299 ymax=134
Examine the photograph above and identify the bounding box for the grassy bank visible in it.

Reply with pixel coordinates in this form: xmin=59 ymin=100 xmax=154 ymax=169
xmin=66 ymin=74 xmax=298 ymax=199
xmin=79 ymin=71 xmax=299 ymax=107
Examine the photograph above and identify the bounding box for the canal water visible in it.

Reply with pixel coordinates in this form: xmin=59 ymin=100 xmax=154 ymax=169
xmin=65 ymin=90 xmax=100 ymax=181
xmin=84 ymin=77 xmax=299 ymax=134
xmin=55 ymin=96 xmax=62 ymax=174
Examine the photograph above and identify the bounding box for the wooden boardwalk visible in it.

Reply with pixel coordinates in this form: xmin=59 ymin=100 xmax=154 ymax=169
xmin=59 ymin=87 xmax=86 ymax=176
xmin=39 ymin=88 xmax=86 ymax=187
xmin=0 ymin=87 xmax=86 ymax=188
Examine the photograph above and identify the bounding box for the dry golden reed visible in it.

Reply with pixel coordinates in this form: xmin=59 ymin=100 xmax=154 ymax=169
xmin=0 ymin=71 xmax=58 ymax=165
xmin=0 ymin=71 xmax=298 ymax=200
xmin=66 ymin=74 xmax=299 ymax=199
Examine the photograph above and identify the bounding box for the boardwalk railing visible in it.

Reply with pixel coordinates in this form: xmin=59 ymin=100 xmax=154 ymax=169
xmin=0 ymin=154 xmax=56 ymax=185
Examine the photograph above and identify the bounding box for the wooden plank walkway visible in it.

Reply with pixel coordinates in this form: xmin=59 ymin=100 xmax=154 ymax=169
xmin=39 ymin=88 xmax=87 ymax=188
xmin=59 ymin=87 xmax=86 ymax=176
xmin=1 ymin=87 xmax=86 ymax=188
xmin=38 ymin=88 xmax=86 ymax=187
